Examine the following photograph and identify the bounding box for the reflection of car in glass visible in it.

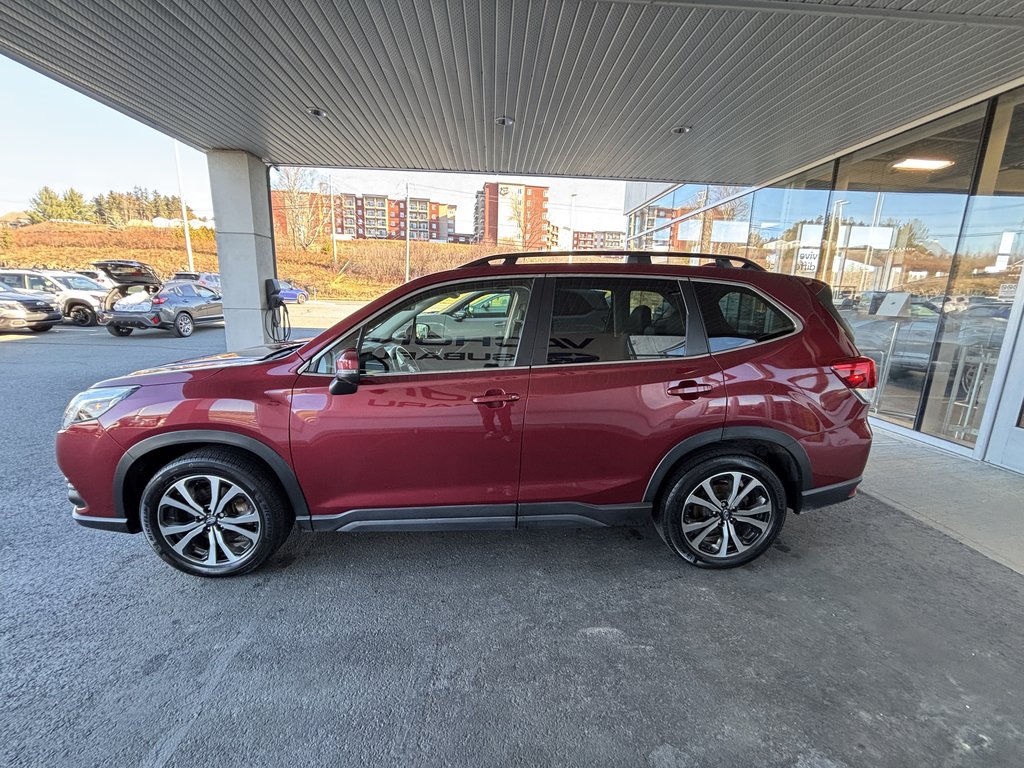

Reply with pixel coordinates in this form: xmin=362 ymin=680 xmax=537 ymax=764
xmin=277 ymin=280 xmax=309 ymax=304
xmin=58 ymin=252 xmax=875 ymax=578
xmin=852 ymin=312 xmax=1007 ymax=395
xmin=0 ymin=286 xmax=62 ymax=333
xmin=101 ymin=280 xmax=223 ymax=338
xmin=0 ymin=268 xmax=108 ymax=326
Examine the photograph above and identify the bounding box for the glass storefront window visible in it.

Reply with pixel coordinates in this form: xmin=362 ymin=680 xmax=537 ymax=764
xmin=824 ymin=104 xmax=988 ymax=428
xmin=920 ymin=89 xmax=1024 ymax=445
xmin=747 ymin=163 xmax=833 ymax=272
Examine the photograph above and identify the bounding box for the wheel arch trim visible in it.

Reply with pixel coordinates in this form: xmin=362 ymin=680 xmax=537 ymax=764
xmin=643 ymin=426 xmax=814 ymax=503
xmin=113 ymin=430 xmax=310 ymax=522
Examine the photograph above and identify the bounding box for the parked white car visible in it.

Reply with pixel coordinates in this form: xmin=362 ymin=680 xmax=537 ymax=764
xmin=0 ymin=268 xmax=108 ymax=326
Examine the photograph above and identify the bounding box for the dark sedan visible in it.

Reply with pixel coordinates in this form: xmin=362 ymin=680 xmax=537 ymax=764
xmin=100 ymin=281 xmax=223 ymax=337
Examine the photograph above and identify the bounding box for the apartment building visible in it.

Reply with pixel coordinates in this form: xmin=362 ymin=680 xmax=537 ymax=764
xmin=474 ymin=182 xmax=552 ymax=249
xmin=572 ymin=230 xmax=626 ymax=249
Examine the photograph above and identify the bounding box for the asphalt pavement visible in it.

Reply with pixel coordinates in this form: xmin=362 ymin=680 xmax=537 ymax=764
xmin=2 ymin=321 xmax=1023 ymax=767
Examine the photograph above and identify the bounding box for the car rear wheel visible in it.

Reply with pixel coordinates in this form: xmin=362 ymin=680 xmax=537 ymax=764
xmin=172 ymin=312 xmax=194 ymax=337
xmin=28 ymin=324 xmax=53 ymax=332
xmin=140 ymin=448 xmax=294 ymax=577
xmin=659 ymin=454 xmax=786 ymax=568
xmin=106 ymin=325 xmax=133 ymax=337
xmin=297 ymin=293 xmax=307 ymax=304
xmin=68 ymin=305 xmax=97 ymax=327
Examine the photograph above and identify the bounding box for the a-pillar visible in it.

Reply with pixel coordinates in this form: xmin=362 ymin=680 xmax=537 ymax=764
xmin=207 ymin=150 xmax=276 ymax=350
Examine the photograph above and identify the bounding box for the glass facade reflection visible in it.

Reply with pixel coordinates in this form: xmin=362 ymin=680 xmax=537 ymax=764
xmin=627 ymin=88 xmax=1024 ymax=451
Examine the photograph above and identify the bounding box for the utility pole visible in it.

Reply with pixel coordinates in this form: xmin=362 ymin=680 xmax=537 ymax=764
xmin=569 ymin=193 xmax=577 ymax=264
xmin=405 ymin=182 xmax=411 ymax=282
xmin=328 ymin=172 xmax=338 ymax=269
xmin=173 ymin=140 xmax=194 ymax=271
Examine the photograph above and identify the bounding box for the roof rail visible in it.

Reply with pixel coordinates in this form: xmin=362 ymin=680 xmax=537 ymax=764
xmin=459 ymin=250 xmax=766 ymax=271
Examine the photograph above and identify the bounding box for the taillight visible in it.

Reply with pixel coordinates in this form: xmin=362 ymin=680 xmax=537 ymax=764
xmin=831 ymin=357 xmax=877 ymax=389
xmin=152 ymin=296 xmax=167 ymax=305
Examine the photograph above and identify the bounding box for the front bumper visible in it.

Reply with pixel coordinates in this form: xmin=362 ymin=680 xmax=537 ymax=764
xmin=0 ymin=308 xmax=62 ymax=329
xmin=98 ymin=309 xmax=168 ymax=330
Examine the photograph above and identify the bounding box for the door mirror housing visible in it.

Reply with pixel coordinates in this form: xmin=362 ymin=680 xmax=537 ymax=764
xmin=329 ymin=348 xmax=361 ymax=395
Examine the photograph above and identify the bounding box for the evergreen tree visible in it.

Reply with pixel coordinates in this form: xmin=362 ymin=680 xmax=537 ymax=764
xmin=28 ymin=186 xmax=67 ymax=222
xmin=62 ymin=188 xmax=95 ymax=222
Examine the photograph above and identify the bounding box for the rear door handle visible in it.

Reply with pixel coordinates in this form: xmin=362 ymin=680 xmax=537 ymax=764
xmin=472 ymin=390 xmax=521 ymax=407
xmin=667 ymin=381 xmax=714 ymax=400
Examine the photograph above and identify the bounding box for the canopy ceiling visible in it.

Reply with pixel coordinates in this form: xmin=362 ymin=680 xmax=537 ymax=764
xmin=2 ymin=0 xmax=1023 ymax=184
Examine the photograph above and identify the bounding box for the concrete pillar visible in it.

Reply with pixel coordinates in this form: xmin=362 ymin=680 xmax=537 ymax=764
xmin=207 ymin=150 xmax=275 ymax=350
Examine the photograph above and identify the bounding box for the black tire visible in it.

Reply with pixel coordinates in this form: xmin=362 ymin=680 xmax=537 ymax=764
xmin=659 ymin=453 xmax=786 ymax=569
xmin=297 ymin=293 xmax=307 ymax=304
xmin=68 ymin=304 xmax=97 ymax=327
xmin=140 ymin=448 xmax=294 ymax=577
xmin=172 ymin=312 xmax=194 ymax=337
xmin=28 ymin=324 xmax=53 ymax=332
xmin=106 ymin=325 xmax=133 ymax=337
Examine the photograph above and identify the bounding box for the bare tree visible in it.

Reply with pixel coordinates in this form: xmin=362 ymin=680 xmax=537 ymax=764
xmin=273 ymin=167 xmax=327 ymax=251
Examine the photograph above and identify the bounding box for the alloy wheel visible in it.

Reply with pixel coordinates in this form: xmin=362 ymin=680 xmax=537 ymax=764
xmin=155 ymin=475 xmax=262 ymax=567
xmin=176 ymin=314 xmax=193 ymax=336
xmin=680 ymin=471 xmax=774 ymax=558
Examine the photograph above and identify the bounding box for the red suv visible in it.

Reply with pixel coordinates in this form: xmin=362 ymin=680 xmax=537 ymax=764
xmin=56 ymin=253 xmax=874 ymax=577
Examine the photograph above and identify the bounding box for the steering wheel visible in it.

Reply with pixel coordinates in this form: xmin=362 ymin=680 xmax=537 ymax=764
xmin=387 ymin=344 xmax=420 ymax=373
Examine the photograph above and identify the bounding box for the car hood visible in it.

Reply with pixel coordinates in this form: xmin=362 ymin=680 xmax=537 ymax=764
xmin=0 ymin=289 xmax=55 ymax=305
xmin=93 ymin=342 xmax=311 ymax=388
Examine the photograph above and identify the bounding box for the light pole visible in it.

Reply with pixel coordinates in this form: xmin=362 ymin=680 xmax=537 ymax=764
xmin=173 ymin=140 xmax=194 ymax=271
xmin=405 ymin=182 xmax=411 ymax=282
xmin=328 ymin=172 xmax=338 ymax=269
xmin=569 ymin=193 xmax=577 ymax=263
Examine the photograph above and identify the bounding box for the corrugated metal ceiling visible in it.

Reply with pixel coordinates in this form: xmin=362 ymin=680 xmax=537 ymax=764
xmin=0 ymin=0 xmax=1022 ymax=184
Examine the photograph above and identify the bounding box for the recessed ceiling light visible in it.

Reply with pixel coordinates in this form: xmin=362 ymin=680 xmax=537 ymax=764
xmin=495 ymin=115 xmax=515 ymax=127
xmin=307 ymin=107 xmax=328 ymax=118
xmin=891 ymin=157 xmax=954 ymax=171
xmin=671 ymin=125 xmax=693 ymax=135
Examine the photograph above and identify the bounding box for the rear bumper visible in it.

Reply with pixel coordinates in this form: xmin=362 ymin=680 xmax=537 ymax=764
xmin=99 ymin=310 xmax=167 ymax=329
xmin=800 ymin=477 xmax=861 ymax=510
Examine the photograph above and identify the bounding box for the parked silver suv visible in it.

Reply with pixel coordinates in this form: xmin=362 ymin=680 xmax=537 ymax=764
xmin=0 ymin=268 xmax=107 ymax=326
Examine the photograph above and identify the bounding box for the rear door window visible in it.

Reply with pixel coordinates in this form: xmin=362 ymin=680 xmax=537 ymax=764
xmin=546 ymin=277 xmax=689 ymax=364
xmin=693 ymin=281 xmax=795 ymax=352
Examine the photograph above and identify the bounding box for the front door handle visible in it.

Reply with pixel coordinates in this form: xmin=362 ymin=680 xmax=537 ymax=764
xmin=472 ymin=389 xmax=521 ymax=408
xmin=667 ymin=381 xmax=714 ymax=400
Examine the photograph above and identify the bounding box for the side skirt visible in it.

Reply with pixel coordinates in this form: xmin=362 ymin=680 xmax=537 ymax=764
xmin=297 ymin=502 xmax=652 ymax=533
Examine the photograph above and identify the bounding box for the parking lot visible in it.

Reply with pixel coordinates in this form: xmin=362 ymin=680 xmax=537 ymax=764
xmin=2 ymin=320 xmax=1023 ymax=767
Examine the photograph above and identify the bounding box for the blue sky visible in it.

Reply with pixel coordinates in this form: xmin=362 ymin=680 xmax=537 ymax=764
xmin=0 ymin=55 xmax=629 ymax=232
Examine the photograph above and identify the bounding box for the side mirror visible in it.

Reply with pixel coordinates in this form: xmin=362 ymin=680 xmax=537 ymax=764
xmin=451 ymin=310 xmax=467 ymax=322
xmin=329 ymin=348 xmax=361 ymax=395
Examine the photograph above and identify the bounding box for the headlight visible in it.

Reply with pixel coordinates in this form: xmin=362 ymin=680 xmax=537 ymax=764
xmin=61 ymin=386 xmax=138 ymax=429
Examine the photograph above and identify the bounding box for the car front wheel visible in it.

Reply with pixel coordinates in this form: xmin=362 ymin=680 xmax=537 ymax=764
xmin=28 ymin=324 xmax=53 ymax=332
xmin=68 ymin=305 xmax=97 ymax=327
xmin=659 ymin=454 xmax=786 ymax=568
xmin=140 ymin=448 xmax=294 ymax=577
xmin=172 ymin=312 xmax=194 ymax=337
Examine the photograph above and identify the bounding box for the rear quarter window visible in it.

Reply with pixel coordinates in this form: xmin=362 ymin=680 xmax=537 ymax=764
xmin=693 ymin=282 xmax=795 ymax=352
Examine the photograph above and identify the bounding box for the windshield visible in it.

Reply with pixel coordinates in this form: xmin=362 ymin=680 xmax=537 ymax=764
xmin=56 ymin=275 xmax=104 ymax=291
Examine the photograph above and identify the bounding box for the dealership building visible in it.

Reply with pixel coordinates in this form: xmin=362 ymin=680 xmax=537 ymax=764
xmin=625 ymin=86 xmax=1024 ymax=472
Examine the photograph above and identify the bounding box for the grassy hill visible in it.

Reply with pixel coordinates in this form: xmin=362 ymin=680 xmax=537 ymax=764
xmin=0 ymin=222 xmax=497 ymax=300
